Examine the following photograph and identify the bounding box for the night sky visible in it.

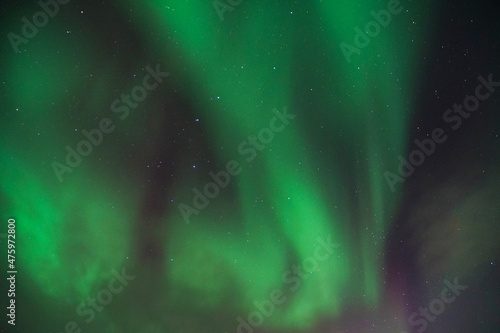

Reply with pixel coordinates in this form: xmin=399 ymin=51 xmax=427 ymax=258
xmin=1 ymin=0 xmax=500 ymax=332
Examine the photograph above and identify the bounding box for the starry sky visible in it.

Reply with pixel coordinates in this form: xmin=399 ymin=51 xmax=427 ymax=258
xmin=1 ymin=0 xmax=500 ymax=332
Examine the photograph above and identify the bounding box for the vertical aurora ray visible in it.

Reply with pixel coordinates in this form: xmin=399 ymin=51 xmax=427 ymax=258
xmin=317 ymin=0 xmax=434 ymax=312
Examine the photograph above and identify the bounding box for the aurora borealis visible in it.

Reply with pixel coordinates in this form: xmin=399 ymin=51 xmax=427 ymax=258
xmin=1 ymin=0 xmax=500 ymax=332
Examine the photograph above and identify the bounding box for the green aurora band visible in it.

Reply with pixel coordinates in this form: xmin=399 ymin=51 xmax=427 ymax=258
xmin=1 ymin=0 xmax=436 ymax=332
